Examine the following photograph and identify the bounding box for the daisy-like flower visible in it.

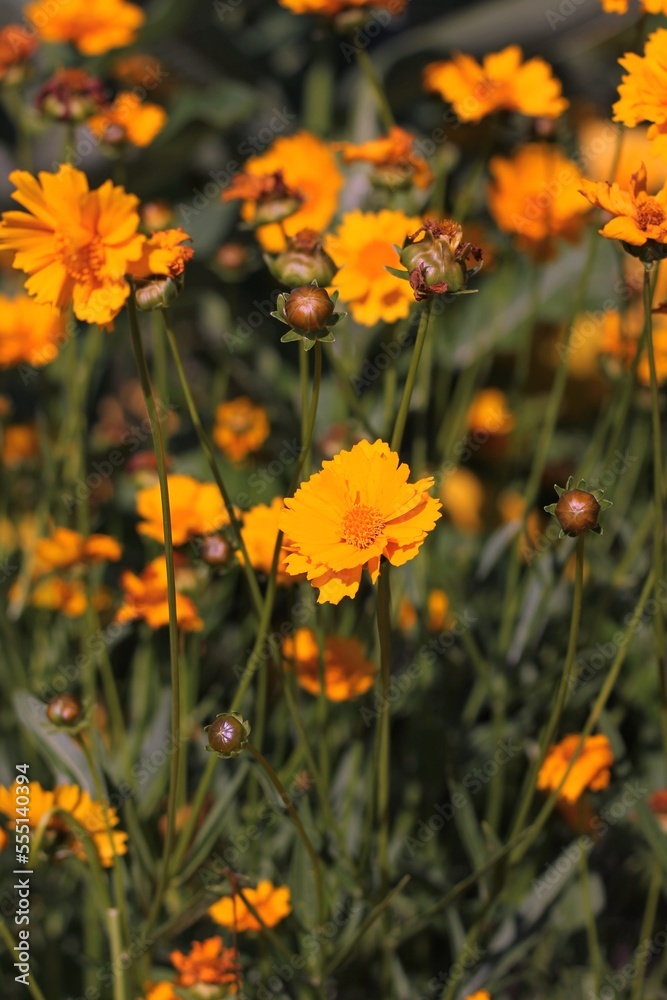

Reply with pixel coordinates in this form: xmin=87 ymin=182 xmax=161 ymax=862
xmin=0 ymin=165 xmax=145 ymax=326
xmin=580 ymin=163 xmax=667 ymax=258
xmin=87 ymin=92 xmax=167 ymax=148
xmin=29 ymin=577 xmax=106 ymax=618
xmin=238 ymin=132 xmax=343 ymax=252
xmin=213 ymin=397 xmax=270 ymax=463
xmin=601 ymin=0 xmax=667 ymax=13
xmin=488 ymin=144 xmax=590 ymax=260
xmin=115 ymin=555 xmax=203 ymax=632
xmin=537 ymin=734 xmax=614 ymax=804
xmin=24 ymin=0 xmax=145 ymax=56
xmin=238 ymin=497 xmax=302 ymax=584
xmin=0 ymin=25 xmax=37 ymax=83
xmin=208 ymin=880 xmax=292 ymax=932
xmin=135 ymin=474 xmax=231 ymax=545
xmin=33 ymin=527 xmax=122 ymax=577
xmin=148 ymin=938 xmax=241 ymax=994
xmin=333 ymin=126 xmax=434 ymax=190
xmin=0 ymin=295 xmax=65 ymax=370
xmin=279 ymin=0 xmax=407 ymax=11
xmin=283 ymin=628 xmax=377 ymax=700
xmin=423 ymin=45 xmax=568 ymax=123
xmin=326 ymin=209 xmax=422 ymax=326
xmin=279 ymin=439 xmax=441 ymax=604
xmin=613 ymin=29 xmax=667 ymax=158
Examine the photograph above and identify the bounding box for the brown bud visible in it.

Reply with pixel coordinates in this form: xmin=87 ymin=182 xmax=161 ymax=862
xmin=36 ymin=68 xmax=106 ymax=123
xmin=284 ymin=285 xmax=335 ymax=333
xmin=46 ymin=693 xmax=82 ymax=727
xmin=206 ymin=711 xmax=250 ymax=758
xmin=200 ymin=534 xmax=232 ymax=567
xmin=217 ymin=243 xmax=248 ymax=271
xmin=554 ymin=489 xmax=601 ymax=536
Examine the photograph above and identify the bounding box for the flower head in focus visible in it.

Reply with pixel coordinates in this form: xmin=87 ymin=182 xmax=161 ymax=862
xmin=24 ymin=0 xmax=145 ymax=55
xmin=87 ymin=92 xmax=167 ymax=148
xmin=283 ymin=628 xmax=377 ymax=700
xmin=213 ymin=397 xmax=270 ymax=463
xmin=273 ymin=282 xmax=343 ymax=348
xmin=208 ymin=880 xmax=292 ymax=932
xmin=580 ymin=163 xmax=667 ymax=260
xmin=280 ymin=439 xmax=441 ymax=604
xmin=0 ymin=295 xmax=65 ymax=370
xmin=135 ymin=474 xmax=232 ymax=545
xmin=392 ymin=218 xmax=483 ymax=300
xmin=545 ymin=477 xmax=612 ymax=537
xmin=115 ymin=555 xmax=203 ymax=632
xmin=423 ymin=45 xmax=568 ymax=123
xmin=333 ymin=126 xmax=434 ymax=190
xmin=537 ymin=734 xmax=614 ymax=803
xmin=0 ymin=165 xmax=145 ymax=326
xmin=613 ymin=28 xmax=667 ymax=158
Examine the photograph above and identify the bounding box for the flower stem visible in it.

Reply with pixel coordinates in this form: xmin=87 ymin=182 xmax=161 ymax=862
xmin=579 ymin=849 xmax=603 ymax=994
xmin=126 ymin=291 xmax=182 ymax=933
xmin=356 ymin=48 xmax=394 ymax=132
xmin=375 ymin=562 xmax=393 ymax=893
xmin=631 ymin=862 xmax=662 ymax=1000
xmin=391 ymin=300 xmax=432 ymax=453
xmin=107 ymin=908 xmax=130 ymax=1000
xmin=0 ymin=919 xmax=46 ymax=1000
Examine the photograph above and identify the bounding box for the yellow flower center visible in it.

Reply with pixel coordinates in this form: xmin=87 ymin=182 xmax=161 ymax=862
xmin=341 ymin=503 xmax=384 ymax=548
xmin=636 ymin=199 xmax=665 ymax=230
xmin=55 ymin=232 xmax=104 ymax=282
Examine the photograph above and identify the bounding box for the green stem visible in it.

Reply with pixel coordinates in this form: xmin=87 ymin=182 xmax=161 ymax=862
xmin=107 ymin=908 xmax=130 ymax=1000
xmin=579 ymin=849 xmax=603 ymax=994
xmin=0 ymin=919 xmax=47 ymax=1000
xmin=376 ymin=563 xmax=392 ymax=892
xmin=391 ymin=301 xmax=432 ymax=453
xmin=127 ymin=292 xmax=183 ymax=934
xmin=324 ymin=875 xmax=410 ymax=976
xmin=356 ymin=48 xmax=394 ymax=132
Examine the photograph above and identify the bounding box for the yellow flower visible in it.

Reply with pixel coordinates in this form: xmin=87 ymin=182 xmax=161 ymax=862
xmin=488 ymin=144 xmax=590 ymax=260
xmin=279 ymin=439 xmax=441 ymax=604
xmin=24 ymin=0 xmax=144 ymax=55
xmin=208 ymin=880 xmax=291 ymax=932
xmin=115 ymin=556 xmax=203 ymax=632
xmin=135 ymin=474 xmax=231 ymax=545
xmin=423 ymin=45 xmax=568 ymax=123
xmin=213 ymin=397 xmax=270 ymax=462
xmin=0 ymin=295 xmax=65 ymax=370
xmin=427 ymin=589 xmax=452 ymax=632
xmin=0 ymin=165 xmax=145 ymax=326
xmin=439 ymin=467 xmax=485 ymax=534
xmin=613 ymin=29 xmax=667 ymax=157
xmin=87 ymin=92 xmax=167 ymax=148
xmin=537 ymin=734 xmax=614 ymax=804
xmin=283 ymin=628 xmax=377 ymax=700
xmin=33 ymin=527 xmax=122 ymax=576
xmin=238 ymin=497 xmax=301 ymax=585
xmin=2 ymin=424 xmax=39 ymax=466
xmin=466 ymin=388 xmax=515 ymax=437
xmin=333 ymin=126 xmax=434 ymax=189
xmin=326 ymin=209 xmax=422 ymax=326
xmin=128 ymin=228 xmax=194 ymax=280
xmin=602 ymin=0 xmax=667 ymax=15
xmin=240 ymin=132 xmax=343 ymax=252
xmin=580 ymin=163 xmax=667 ymax=247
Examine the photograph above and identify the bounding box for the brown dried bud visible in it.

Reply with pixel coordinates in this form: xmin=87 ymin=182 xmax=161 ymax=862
xmin=554 ymin=489 xmax=600 ymax=536
xmin=46 ymin=693 xmax=82 ymax=727
xmin=205 ymin=711 xmax=250 ymax=758
xmin=36 ymin=69 xmax=106 ymax=123
xmin=284 ymin=285 xmax=335 ymax=333
xmin=200 ymin=534 xmax=232 ymax=567
xmin=396 ymin=219 xmax=483 ymax=300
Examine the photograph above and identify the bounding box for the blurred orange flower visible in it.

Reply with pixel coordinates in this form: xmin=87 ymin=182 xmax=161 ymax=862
xmin=1 ymin=424 xmax=39 ymax=466
xmin=213 ymin=397 xmax=270 ymax=462
xmin=398 ymin=596 xmax=417 ymax=633
xmin=0 ymin=295 xmax=65 ymax=370
xmin=136 ymin=474 xmax=231 ymax=545
xmin=128 ymin=228 xmax=193 ymax=280
xmin=0 ymin=165 xmax=145 ymax=326
xmin=599 ymin=305 xmax=667 ymax=385
xmin=279 ymin=0 xmax=406 ymax=11
xmin=34 ymin=527 xmax=122 ymax=576
xmin=0 ymin=25 xmax=37 ymax=82
xmin=439 ymin=467 xmax=485 ymax=533
xmin=169 ymin=937 xmax=240 ymax=988
xmin=30 ymin=578 xmax=93 ymax=618
xmin=427 ymin=589 xmax=452 ymax=632
xmin=488 ymin=144 xmax=590 ymax=260
xmin=648 ymin=790 xmax=667 ymax=832
xmin=580 ymin=163 xmax=667 ymax=247
xmin=537 ymin=734 xmax=614 ymax=803
xmin=613 ymin=28 xmax=667 ymax=157
xmin=326 ymin=209 xmax=422 ymax=326
xmin=25 ymin=0 xmax=144 ymax=55
xmin=601 ymin=0 xmax=667 ymax=8
xmin=88 ymin=92 xmax=167 ymax=148
xmin=283 ymin=627 xmax=377 ymax=700
xmin=238 ymin=497 xmax=300 ymax=584
xmin=240 ymin=132 xmax=343 ymax=252
xmin=466 ymin=388 xmax=515 ymax=437
xmin=280 ymin=439 xmax=441 ymax=604
xmin=208 ymin=880 xmax=291 ymax=932
xmin=116 ymin=555 xmax=203 ymax=631
xmin=333 ymin=126 xmax=433 ymax=189
xmin=578 ymin=118 xmax=667 ymax=191
xmin=423 ymin=46 xmax=568 ymax=123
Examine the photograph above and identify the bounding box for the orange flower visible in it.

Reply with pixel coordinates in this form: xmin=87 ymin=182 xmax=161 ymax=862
xmin=239 ymin=132 xmax=343 ymax=252
xmin=466 ymin=388 xmax=515 ymax=437
xmin=497 ymin=489 xmax=542 ymax=563
xmin=283 ymin=628 xmax=377 ymax=700
xmin=333 ymin=126 xmax=433 ymax=189
xmin=279 ymin=439 xmax=441 ymax=604
xmin=397 ymin=596 xmax=417 ymax=633
xmin=213 ymin=397 xmax=270 ymax=462
xmin=208 ymin=880 xmax=291 ymax=932
xmin=537 ymin=734 xmax=614 ymax=804
xmin=599 ymin=305 xmax=667 ymax=386
xmin=613 ymin=29 xmax=667 ymax=158
xmin=1 ymin=424 xmax=39 ymax=466
xmin=488 ymin=144 xmax=590 ymax=260
xmin=580 ymin=163 xmax=667 ymax=248
xmin=116 ymin=556 xmax=203 ymax=631
xmin=136 ymin=474 xmax=231 ymax=545
xmin=223 ymin=170 xmax=303 ymax=228
xmin=238 ymin=497 xmax=301 ymax=584
xmin=24 ymin=0 xmax=144 ymax=56
xmin=648 ymin=790 xmax=667 ymax=833
xmin=279 ymin=0 xmax=407 ymax=11
xmin=128 ymin=228 xmax=194 ymax=280
xmin=170 ymin=937 xmax=240 ymax=987
xmin=464 ymin=993 xmax=491 ymax=1000
xmin=0 ymin=25 xmax=37 ymax=82
xmin=326 ymin=209 xmax=422 ymax=326
xmin=578 ymin=118 xmax=667 ymax=192
xmin=0 ymin=165 xmax=145 ymax=326
xmin=423 ymin=46 xmax=568 ymax=123
xmin=30 ymin=577 xmax=90 ymax=617
xmin=87 ymin=92 xmax=167 ymax=148
xmin=427 ymin=589 xmax=452 ymax=632
xmin=439 ymin=467 xmax=485 ymax=533
xmin=33 ymin=527 xmax=122 ymax=576
xmin=601 ymin=0 xmax=667 ymax=9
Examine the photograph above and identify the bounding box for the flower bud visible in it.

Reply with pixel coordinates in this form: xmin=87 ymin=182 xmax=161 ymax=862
xmin=265 ymin=229 xmax=338 ymax=287
xmin=544 ymin=477 xmax=612 ymax=537
xmin=217 ymin=242 xmax=248 ymax=271
xmin=396 ymin=220 xmax=483 ymax=300
xmin=205 ymin=711 xmax=250 ymax=758
xmin=285 ymin=285 xmax=335 ymax=332
xmin=134 ymin=275 xmax=184 ymax=311
xmin=200 ymin=534 xmax=232 ymax=568
xmin=36 ymin=69 xmax=106 ymax=123
xmin=46 ymin=693 xmax=82 ymax=727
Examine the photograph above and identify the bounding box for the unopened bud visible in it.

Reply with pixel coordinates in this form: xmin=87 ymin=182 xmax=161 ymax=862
xmin=46 ymin=693 xmax=82 ymax=727
xmin=205 ymin=712 xmax=250 ymax=758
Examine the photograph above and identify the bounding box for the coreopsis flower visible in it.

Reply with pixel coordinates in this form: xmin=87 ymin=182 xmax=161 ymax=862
xmin=613 ymin=29 xmax=667 ymax=158
xmin=278 ymin=0 xmax=407 ymax=12
xmin=238 ymin=132 xmax=343 ymax=252
xmin=427 ymin=589 xmax=452 ymax=632
xmin=545 ymin=477 xmax=612 ymax=537
xmin=391 ymin=219 xmax=482 ymax=301
xmin=36 ymin=69 xmax=106 ymax=123
xmin=33 ymin=527 xmax=122 ymax=577
xmin=273 ymin=283 xmax=343 ymax=348
xmin=135 ymin=474 xmax=231 ymax=545
xmin=0 ymin=295 xmax=65 ymax=369
xmin=439 ymin=467 xmax=485 ymax=534
xmin=0 ymin=25 xmax=37 ymax=83
xmin=170 ymin=938 xmax=241 ymax=988
xmin=223 ymin=170 xmax=303 ymax=227
xmin=0 ymin=165 xmax=145 ymax=326
xmin=279 ymin=439 xmax=442 ymax=604
xmin=208 ymin=880 xmax=292 ymax=932
xmin=283 ymin=628 xmax=377 ymax=700
xmin=213 ymin=397 xmax=270 ymax=462
xmin=238 ymin=497 xmax=302 ymax=584
xmin=24 ymin=0 xmax=145 ymax=55
xmin=326 ymin=209 xmax=422 ymax=325
xmin=87 ymin=92 xmax=167 ymax=148
xmin=0 ymin=781 xmax=127 ymax=867
xmin=580 ymin=163 xmax=667 ymax=260
xmin=537 ymin=734 xmax=614 ymax=804
xmin=601 ymin=0 xmax=667 ymax=9
xmin=423 ymin=45 xmax=568 ymax=123
xmin=1 ymin=424 xmax=39 ymax=466
xmin=116 ymin=555 xmax=203 ymax=631
xmin=333 ymin=126 xmax=434 ymax=190
xmin=265 ymin=228 xmax=338 ymax=286
xmin=466 ymin=388 xmax=515 ymax=438
xmin=128 ymin=227 xmax=194 ymax=310
xmin=488 ymin=144 xmax=590 ymax=260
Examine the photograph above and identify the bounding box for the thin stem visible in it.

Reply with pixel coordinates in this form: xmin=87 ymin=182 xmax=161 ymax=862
xmin=0 ymin=919 xmax=47 ymax=1000
xmin=107 ymin=908 xmax=130 ymax=1000
xmin=579 ymin=849 xmax=603 ymax=994
xmin=376 ymin=563 xmax=392 ymax=892
xmin=127 ymin=292 xmax=182 ymax=934
xmin=324 ymin=875 xmax=410 ymax=976
xmin=391 ymin=301 xmax=432 ymax=453
xmin=356 ymin=48 xmax=394 ymax=132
